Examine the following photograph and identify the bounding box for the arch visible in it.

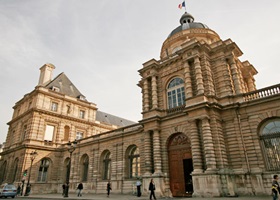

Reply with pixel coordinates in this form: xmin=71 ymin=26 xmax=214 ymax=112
xmin=259 ymin=118 xmax=280 ymax=170
xmin=168 ymin=133 xmax=193 ymax=197
xmin=80 ymin=154 xmax=89 ymax=182
xmin=100 ymin=150 xmax=111 ymax=180
xmin=0 ymin=161 xmax=7 ymax=184
xmin=12 ymin=158 xmax=19 ymax=182
xmin=125 ymin=145 xmax=140 ymax=179
xmin=37 ymin=158 xmax=51 ymax=182
xmin=166 ymin=77 xmax=185 ymax=109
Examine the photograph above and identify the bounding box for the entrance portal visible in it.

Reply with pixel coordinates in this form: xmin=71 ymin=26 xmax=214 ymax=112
xmin=168 ymin=133 xmax=193 ymax=197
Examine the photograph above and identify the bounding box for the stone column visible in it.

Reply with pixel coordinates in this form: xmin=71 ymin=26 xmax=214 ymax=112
xmin=92 ymin=148 xmax=99 ymax=193
xmin=209 ymin=115 xmax=228 ymax=169
xmin=194 ymin=56 xmax=204 ymax=95
xmin=143 ymin=79 xmax=149 ymax=112
xmin=153 ymin=130 xmax=162 ymax=174
xmin=144 ymin=131 xmax=152 ymax=175
xmin=201 ymin=118 xmax=217 ymax=172
xmin=203 ymin=55 xmax=215 ymax=96
xmin=151 ymin=76 xmax=158 ymax=109
xmin=228 ymin=56 xmax=242 ymax=94
xmin=184 ymin=60 xmax=193 ymax=99
xmin=189 ymin=120 xmax=204 ymax=173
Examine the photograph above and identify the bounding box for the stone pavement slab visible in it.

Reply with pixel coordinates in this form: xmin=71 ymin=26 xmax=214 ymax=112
xmin=17 ymin=193 xmax=272 ymax=200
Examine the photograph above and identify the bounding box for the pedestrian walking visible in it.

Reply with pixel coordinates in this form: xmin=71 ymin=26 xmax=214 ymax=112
xmin=62 ymin=183 xmax=66 ymax=196
xmin=149 ymin=178 xmax=156 ymax=200
xmin=16 ymin=184 xmax=21 ymax=197
xmin=272 ymin=175 xmax=280 ymax=200
xmin=136 ymin=178 xmax=142 ymax=197
xmin=107 ymin=181 xmax=112 ymax=197
xmin=77 ymin=182 xmax=83 ymax=197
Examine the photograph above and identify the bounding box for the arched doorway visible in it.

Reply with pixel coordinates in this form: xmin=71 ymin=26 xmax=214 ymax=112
xmin=168 ymin=133 xmax=193 ymax=197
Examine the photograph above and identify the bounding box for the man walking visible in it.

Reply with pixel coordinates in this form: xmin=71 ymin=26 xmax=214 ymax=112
xmin=77 ymin=182 xmax=83 ymax=197
xmin=272 ymin=175 xmax=280 ymax=200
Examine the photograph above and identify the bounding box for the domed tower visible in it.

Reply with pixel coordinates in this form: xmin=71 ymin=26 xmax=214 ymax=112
xmin=138 ymin=11 xmax=258 ymax=197
xmin=139 ymin=11 xmax=257 ymax=119
xmin=161 ymin=12 xmax=220 ymax=59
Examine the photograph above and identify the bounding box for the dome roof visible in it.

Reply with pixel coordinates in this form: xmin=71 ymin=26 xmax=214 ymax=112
xmin=168 ymin=12 xmax=209 ymax=38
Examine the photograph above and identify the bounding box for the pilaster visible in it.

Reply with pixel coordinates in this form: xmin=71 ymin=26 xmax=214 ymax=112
xmin=194 ymin=56 xmax=204 ymax=95
xmin=201 ymin=118 xmax=217 ymax=172
xmin=153 ymin=130 xmax=162 ymax=174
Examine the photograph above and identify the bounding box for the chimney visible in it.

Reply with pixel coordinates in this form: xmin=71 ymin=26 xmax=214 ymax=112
xmin=38 ymin=63 xmax=55 ymax=86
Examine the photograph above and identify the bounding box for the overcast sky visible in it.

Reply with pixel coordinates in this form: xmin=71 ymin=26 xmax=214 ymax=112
xmin=0 ymin=0 xmax=279 ymax=143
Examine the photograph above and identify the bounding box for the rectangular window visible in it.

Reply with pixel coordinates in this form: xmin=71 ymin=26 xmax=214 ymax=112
xmin=76 ymin=131 xmax=83 ymax=140
xmin=51 ymin=102 xmax=58 ymax=112
xmin=44 ymin=125 xmax=54 ymax=141
xmin=21 ymin=125 xmax=27 ymax=141
xmin=79 ymin=110 xmax=85 ymax=119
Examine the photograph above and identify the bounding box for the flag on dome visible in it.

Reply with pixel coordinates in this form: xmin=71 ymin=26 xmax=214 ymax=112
xmin=178 ymin=1 xmax=186 ymax=9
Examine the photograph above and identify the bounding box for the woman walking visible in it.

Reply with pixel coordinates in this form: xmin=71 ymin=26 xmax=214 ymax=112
xmin=107 ymin=181 xmax=112 ymax=197
xmin=149 ymin=179 xmax=156 ymax=200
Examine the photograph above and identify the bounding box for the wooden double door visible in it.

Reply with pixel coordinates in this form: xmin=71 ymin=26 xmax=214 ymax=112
xmin=168 ymin=133 xmax=193 ymax=197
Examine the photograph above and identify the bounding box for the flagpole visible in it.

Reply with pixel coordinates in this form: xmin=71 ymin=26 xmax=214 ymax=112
xmin=184 ymin=1 xmax=187 ymax=12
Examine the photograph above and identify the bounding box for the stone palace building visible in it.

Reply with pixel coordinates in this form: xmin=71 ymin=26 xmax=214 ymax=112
xmin=0 ymin=11 xmax=280 ymax=198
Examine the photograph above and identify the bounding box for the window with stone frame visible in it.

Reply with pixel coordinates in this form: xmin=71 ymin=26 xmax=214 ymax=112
xmin=81 ymin=154 xmax=89 ymax=182
xmin=79 ymin=110 xmax=85 ymax=119
xmin=37 ymin=158 xmax=50 ymax=182
xmin=51 ymin=102 xmax=58 ymax=112
xmin=21 ymin=125 xmax=27 ymax=141
xmin=260 ymin=118 xmax=280 ymax=171
xmin=128 ymin=146 xmax=140 ymax=178
xmin=44 ymin=125 xmax=55 ymax=141
xmin=76 ymin=131 xmax=84 ymax=140
xmin=167 ymin=77 xmax=186 ymax=109
xmin=102 ymin=151 xmax=111 ymax=180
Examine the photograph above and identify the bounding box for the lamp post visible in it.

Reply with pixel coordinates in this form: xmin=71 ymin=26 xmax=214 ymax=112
xmin=64 ymin=140 xmax=77 ymax=198
xmin=24 ymin=150 xmax=38 ymax=196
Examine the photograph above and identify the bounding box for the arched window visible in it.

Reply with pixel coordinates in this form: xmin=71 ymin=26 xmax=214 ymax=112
xmin=64 ymin=126 xmax=70 ymax=141
xmin=260 ymin=119 xmax=280 ymax=170
xmin=167 ymin=78 xmax=185 ymax=109
xmin=0 ymin=161 xmax=7 ymax=184
xmin=81 ymin=154 xmax=89 ymax=181
xmin=37 ymin=158 xmax=50 ymax=182
xmin=12 ymin=158 xmax=19 ymax=182
xmin=128 ymin=146 xmax=140 ymax=178
xmin=102 ymin=151 xmax=111 ymax=180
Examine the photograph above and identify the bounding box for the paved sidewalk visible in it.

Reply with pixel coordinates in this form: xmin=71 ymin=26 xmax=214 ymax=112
xmin=17 ymin=193 xmax=272 ymax=200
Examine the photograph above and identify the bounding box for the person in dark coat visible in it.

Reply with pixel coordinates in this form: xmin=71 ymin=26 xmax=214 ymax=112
xmin=107 ymin=181 xmax=112 ymax=197
xmin=136 ymin=178 xmax=142 ymax=197
xmin=62 ymin=183 xmax=66 ymax=196
xmin=77 ymin=182 xmax=83 ymax=197
xmin=16 ymin=184 xmax=21 ymax=196
xmin=149 ymin=179 xmax=156 ymax=200
xmin=272 ymin=175 xmax=280 ymax=200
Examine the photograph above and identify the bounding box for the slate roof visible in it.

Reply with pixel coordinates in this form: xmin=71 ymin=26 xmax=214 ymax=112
xmin=45 ymin=72 xmax=85 ymax=100
xmin=44 ymin=72 xmax=137 ymax=127
xmin=96 ymin=111 xmax=137 ymax=127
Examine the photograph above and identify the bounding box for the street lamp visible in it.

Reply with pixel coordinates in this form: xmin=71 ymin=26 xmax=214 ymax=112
xmin=64 ymin=140 xmax=77 ymax=198
xmin=24 ymin=150 xmax=38 ymax=196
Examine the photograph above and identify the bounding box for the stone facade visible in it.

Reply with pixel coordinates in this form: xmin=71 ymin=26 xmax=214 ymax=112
xmin=0 ymin=12 xmax=280 ymax=198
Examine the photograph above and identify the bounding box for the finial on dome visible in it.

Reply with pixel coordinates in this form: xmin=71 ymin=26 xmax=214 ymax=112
xmin=180 ymin=12 xmax=194 ymax=25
